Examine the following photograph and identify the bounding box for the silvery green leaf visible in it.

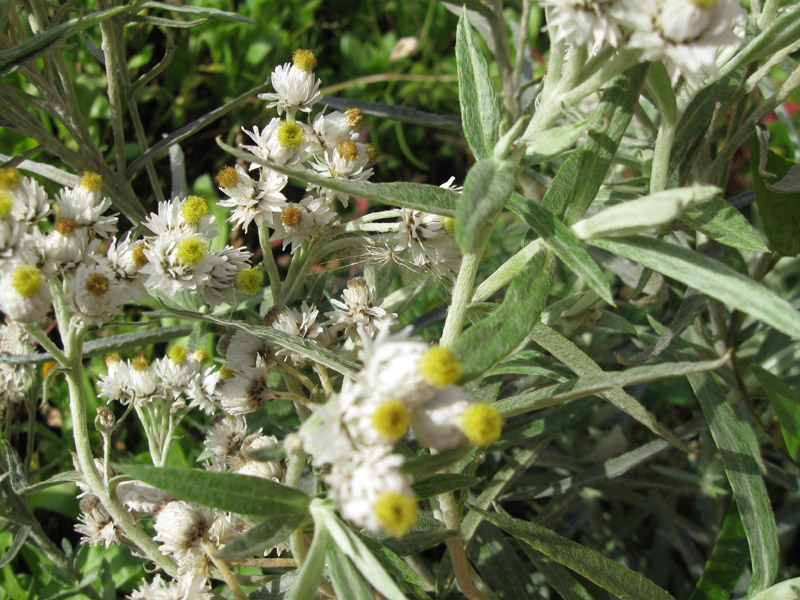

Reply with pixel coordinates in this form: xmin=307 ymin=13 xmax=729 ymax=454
xmin=521 ymin=121 xmax=588 ymax=165
xmin=690 ymin=501 xmax=748 ymax=600
xmin=571 ymin=186 xmax=719 ymax=240
xmin=456 ymin=158 xmax=515 ymax=252
xmin=679 ymin=196 xmax=769 ymax=253
xmin=747 ymin=578 xmax=800 ymax=600
xmin=287 ymin=518 xmax=329 ymax=600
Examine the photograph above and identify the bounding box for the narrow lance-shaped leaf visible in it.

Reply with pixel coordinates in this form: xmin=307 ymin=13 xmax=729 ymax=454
xmin=327 ymin=544 xmax=374 ymax=600
xmin=287 ymin=518 xmax=329 ymax=600
xmin=115 ymin=464 xmax=311 ymax=517
xmin=456 ymin=7 xmax=500 ymax=159
xmin=138 ymin=1 xmax=255 ymax=23
xmin=508 ymin=193 xmax=613 ymax=305
xmin=472 ymin=506 xmax=677 ymax=600
xmin=216 ymin=512 xmax=306 ymax=559
xmin=666 ymin=336 xmax=778 ymax=594
xmin=589 ymin=235 xmax=800 ymax=340
xmin=679 ymin=196 xmax=769 ymax=254
xmin=453 ymin=251 xmax=555 ymax=381
xmin=752 ymin=365 xmax=800 ymax=462
xmin=217 ymin=138 xmax=458 ymax=216
xmin=456 ymin=158 xmax=515 ymax=252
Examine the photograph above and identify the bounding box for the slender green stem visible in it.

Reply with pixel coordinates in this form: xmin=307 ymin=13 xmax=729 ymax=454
xmin=438 ymin=491 xmax=487 ymax=600
xmin=488 ymin=0 xmax=520 ymax=120
xmin=97 ymin=2 xmax=127 ymax=175
xmin=258 ymin=218 xmax=283 ymax=306
xmin=281 ymin=243 xmax=311 ymax=306
xmin=472 ymin=238 xmax=544 ymax=303
xmin=650 ymin=116 xmax=676 ymax=194
xmin=23 ymin=324 xmax=68 ymax=366
xmin=440 ymin=225 xmax=493 ymax=347
xmin=511 ymin=0 xmax=532 ymax=110
xmin=760 ymin=0 xmax=779 ymax=28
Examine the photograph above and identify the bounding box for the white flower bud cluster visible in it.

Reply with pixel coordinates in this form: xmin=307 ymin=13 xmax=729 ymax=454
xmin=542 ymin=0 xmax=746 ymax=85
xmin=0 ymin=322 xmax=36 ymax=409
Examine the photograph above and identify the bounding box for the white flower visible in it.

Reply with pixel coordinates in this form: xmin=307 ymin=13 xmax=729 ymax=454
xmin=306 ymin=141 xmax=374 ymax=206
xmin=298 ymin=396 xmax=355 ymax=467
xmin=204 ymin=414 xmax=249 ymax=458
xmin=412 ymin=386 xmax=473 ymax=450
xmin=128 ymin=575 xmax=213 ymax=600
xmin=67 ymin=260 xmax=128 ymax=324
xmin=197 ymin=245 xmax=252 ymax=308
xmin=76 ymin=495 xmax=121 ymax=548
xmin=395 ymin=209 xmax=461 ymax=277
xmin=326 ymin=277 xmax=396 ymax=339
xmin=258 ymin=62 xmax=322 ymax=117
xmin=325 ymin=446 xmax=415 ymax=535
xmin=308 ymin=109 xmax=360 ymax=153
xmin=187 ymin=367 xmax=220 ymax=415
xmin=141 ymin=231 xmax=215 ymax=295
xmin=217 ymin=164 xmax=288 ymax=232
xmin=143 ymin=197 xmax=217 ymax=240
xmin=340 ymin=380 xmax=412 ymax=448
xmin=55 ymin=183 xmax=117 ymax=239
xmin=218 ymin=355 xmax=275 ymax=415
xmin=0 ymin=262 xmax=52 ymax=323
xmin=271 ymin=302 xmax=329 ymax=364
xmin=127 ymin=356 xmax=160 ymax=405
xmin=9 ymin=176 xmax=50 ymax=224
xmin=233 ymin=434 xmax=285 ymax=481
xmin=44 ymin=222 xmax=90 ymax=270
xmin=155 ymin=349 xmax=201 ymax=401
xmin=269 ymin=195 xmax=337 ymax=253
xmin=241 ymin=119 xmax=310 ymax=169
xmin=116 ymin=480 xmax=170 ymax=513
xmin=542 ymin=0 xmax=623 ymax=52
xmin=614 ymin=0 xmax=746 ymax=86
xmin=104 ymin=232 xmax=148 ymax=300
xmin=0 ymin=322 xmax=36 ymax=407
xmin=224 ymin=330 xmax=274 ymax=374
xmin=153 ymin=500 xmax=217 ymax=575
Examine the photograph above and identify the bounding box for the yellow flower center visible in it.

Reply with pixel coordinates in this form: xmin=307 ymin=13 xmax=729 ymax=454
xmin=215 ymin=166 xmax=239 ymax=189
xmin=236 ymin=267 xmax=264 ymax=294
xmin=281 ymin=205 xmax=303 ymax=228
xmin=442 ymin=217 xmax=455 ymax=236
xmin=131 ymin=356 xmax=149 ymax=371
xmin=131 ymin=243 xmax=149 ymax=268
xmin=292 ymin=49 xmax=317 ymax=71
xmin=193 ymin=349 xmax=209 ymax=363
xmin=374 ymin=491 xmax=417 ymax=538
xmin=337 ymin=140 xmax=359 ymax=162
xmin=176 ymin=237 xmax=206 ymax=267
xmin=372 ymin=399 xmax=411 ymax=439
xmin=219 ymin=364 xmax=236 ymax=379
xmin=460 ymin=403 xmax=503 ymax=446
xmin=11 ymin=265 xmax=43 ymax=299
xmin=105 ymin=353 xmax=122 ymax=367
xmin=55 ymin=217 xmax=77 ymax=236
xmin=277 ymin=121 xmax=306 ymax=149
xmin=366 ymin=144 xmax=377 ymax=162
xmin=346 ymin=107 xmax=363 ymax=128
xmin=419 ymin=346 xmax=462 ymax=387
xmin=168 ymin=345 xmax=188 ymax=364
xmin=181 ymin=195 xmax=208 ymax=225
xmin=0 ymin=167 xmax=20 ymax=190
xmin=0 ymin=191 xmax=12 ymax=218
xmin=79 ymin=171 xmax=103 ymax=192
xmin=85 ymin=273 xmax=110 ymax=297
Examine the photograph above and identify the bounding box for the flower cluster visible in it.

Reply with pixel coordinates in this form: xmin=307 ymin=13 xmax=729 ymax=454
xmin=543 ymin=0 xmax=746 ymax=85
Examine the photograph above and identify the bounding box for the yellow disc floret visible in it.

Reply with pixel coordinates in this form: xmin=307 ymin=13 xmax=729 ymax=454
xmin=11 ymin=265 xmax=43 ymax=299
xmin=236 ymin=267 xmax=264 ymax=294
xmin=337 ymin=140 xmax=359 ymax=162
xmin=281 ymin=205 xmax=303 ymax=228
xmin=442 ymin=217 xmax=455 ymax=236
xmin=55 ymin=217 xmax=77 ymax=236
xmin=0 ymin=191 xmax=12 ymax=218
xmin=372 ymin=399 xmax=412 ymax=440
xmin=346 ymin=107 xmax=363 ymax=128
xmin=168 ymin=345 xmax=188 ymax=364
xmin=105 ymin=353 xmax=122 ymax=367
xmin=219 ymin=364 xmax=236 ymax=379
xmin=374 ymin=491 xmax=417 ymax=538
xmin=215 ymin=166 xmax=239 ymax=189
xmin=131 ymin=243 xmax=149 ymax=268
xmin=419 ymin=346 xmax=462 ymax=387
xmin=79 ymin=171 xmax=103 ymax=192
xmin=193 ymin=349 xmax=209 ymax=363
xmin=277 ymin=121 xmax=306 ymax=148
xmin=0 ymin=167 xmax=20 ymax=190
xmin=85 ymin=273 xmax=110 ymax=297
xmin=131 ymin=356 xmax=149 ymax=371
xmin=460 ymin=403 xmax=503 ymax=446
xmin=176 ymin=237 xmax=206 ymax=267
xmin=181 ymin=195 xmax=208 ymax=225
xmin=292 ymin=49 xmax=317 ymax=71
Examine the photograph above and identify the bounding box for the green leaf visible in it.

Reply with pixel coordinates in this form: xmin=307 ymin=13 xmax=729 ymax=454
xmin=520 ymin=548 xmax=594 ymax=600
xmin=402 ymin=446 xmax=472 ymax=480
xmin=750 ymin=131 xmax=800 ymax=256
xmin=530 ymin=323 xmax=688 ymax=450
xmin=0 ymin=0 xmax=11 ymax=33
xmin=138 ymin=1 xmax=255 ymax=23
xmin=472 ymin=506 xmax=676 ymax=600
xmin=363 ymin=512 xmax=454 ymax=557
xmin=288 ymin=518 xmax=329 ymax=600
xmin=312 ymin=502 xmax=408 ymax=600
xmin=0 ymin=526 xmax=30 ymax=570
xmin=495 ymin=353 xmax=729 ymax=418
xmin=0 ymin=324 xmax=193 ymax=366
xmin=411 ymin=473 xmax=480 ymax=499
xmin=588 ymin=235 xmax=800 ymax=340
xmin=456 ymin=158 xmax=515 ymax=252
xmin=469 ymin=522 xmax=534 ymax=599
xmin=115 ymin=464 xmax=310 ymax=517
xmin=543 ymin=63 xmax=649 ymax=225
xmin=327 ymin=545 xmax=374 ymax=600
xmin=453 ymin=251 xmax=555 ymax=381
xmin=521 ymin=121 xmax=588 ymax=165
xmin=321 ymin=97 xmax=460 ymax=131
xmin=455 ymin=8 xmax=500 ymax=159
xmin=508 ymin=193 xmax=613 ymax=305
xmin=354 ymin=532 xmax=428 ymax=597
xmin=217 ymin=138 xmax=458 ymax=216
xmin=160 ymin=307 xmax=358 ymax=376
xmin=749 ymin=578 xmax=800 ymax=600
xmin=679 ymin=196 xmax=768 ymax=253
xmin=0 ymin=6 xmax=130 ymax=77
xmin=216 ymin=512 xmax=305 ymax=559
xmin=689 ymin=500 xmax=749 ymax=600
xmin=644 ymin=61 xmax=676 ymax=125
xmin=667 ymin=339 xmax=778 ymax=594
xmin=753 ymin=365 xmax=800 ymax=461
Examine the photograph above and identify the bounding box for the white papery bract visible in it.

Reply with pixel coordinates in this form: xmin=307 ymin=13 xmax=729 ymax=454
xmin=224 ymin=330 xmax=275 ymax=374
xmin=55 ymin=183 xmax=117 ymax=239
xmin=0 ymin=262 xmax=52 ymax=323
xmin=67 ymin=260 xmax=129 ymax=324
xmin=187 ymin=367 xmax=220 ymax=415
xmin=308 ymin=110 xmax=359 ymax=153
xmin=395 ymin=209 xmax=461 ymax=277
xmin=76 ymin=495 xmax=121 ymax=548
xmin=128 ymin=575 xmax=213 ymax=600
xmin=0 ymin=322 xmax=36 ymax=407
xmin=143 ymin=197 xmax=217 ymax=240
xmin=614 ymin=0 xmax=746 ymax=85
xmin=298 ymin=395 xmax=356 ymax=467
xmin=412 ymin=386 xmax=473 ymax=450
xmin=306 ymin=142 xmax=374 ymax=206
xmin=140 ymin=231 xmax=215 ymax=295
xmin=269 ymin=195 xmax=337 ymax=253
xmin=258 ymin=62 xmax=322 ymax=117
xmin=242 ymin=119 xmax=311 ymax=168
xmin=326 ymin=277 xmax=396 ymax=339
xmin=217 ymin=164 xmax=288 ymax=232
xmin=9 ymin=176 xmax=50 ymax=224
xmin=271 ymin=302 xmax=329 ymax=364
xmin=233 ymin=434 xmax=285 ymax=480
xmin=218 ymin=355 xmax=275 ymax=415
xmin=199 ymin=245 xmax=253 ymax=308
xmin=542 ymin=0 xmax=623 ymax=52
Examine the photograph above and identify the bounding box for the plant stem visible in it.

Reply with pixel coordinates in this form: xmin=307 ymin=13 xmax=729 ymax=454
xmin=202 ymin=538 xmax=248 ymax=600
xmin=650 ymin=116 xmax=676 ymax=194
xmin=488 ymin=0 xmax=520 ymax=121
xmin=258 ymin=218 xmax=283 ymax=306
xmin=438 ymin=491 xmax=487 ymax=600
xmin=511 ymin=0 xmax=532 ymax=112
xmin=472 ymin=238 xmax=545 ymax=303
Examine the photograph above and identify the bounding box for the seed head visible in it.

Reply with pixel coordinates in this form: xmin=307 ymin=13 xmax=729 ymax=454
xmin=337 ymin=140 xmax=359 ymax=162
xmin=281 ymin=205 xmax=303 ymax=228
xmin=345 ymin=107 xmax=363 ymax=128
xmin=85 ymin=273 xmax=110 ymax=297
xmin=55 ymin=217 xmax=77 ymax=236
xmin=131 ymin=243 xmax=149 ymax=268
